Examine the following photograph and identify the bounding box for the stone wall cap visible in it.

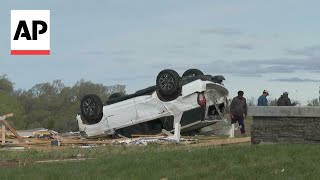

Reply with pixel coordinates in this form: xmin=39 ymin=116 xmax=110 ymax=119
xmin=248 ymin=106 xmax=320 ymax=117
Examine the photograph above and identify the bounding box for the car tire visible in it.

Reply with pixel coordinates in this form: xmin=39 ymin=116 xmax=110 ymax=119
xmin=156 ymin=69 xmax=181 ymax=101
xmin=80 ymin=94 xmax=103 ymax=124
xmin=182 ymin=69 xmax=204 ymax=78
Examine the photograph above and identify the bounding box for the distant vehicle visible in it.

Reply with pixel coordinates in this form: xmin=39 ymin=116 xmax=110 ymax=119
xmin=76 ymin=69 xmax=229 ymax=137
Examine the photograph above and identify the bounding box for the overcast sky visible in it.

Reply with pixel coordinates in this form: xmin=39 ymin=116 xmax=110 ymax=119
xmin=1 ymin=0 xmax=320 ymax=104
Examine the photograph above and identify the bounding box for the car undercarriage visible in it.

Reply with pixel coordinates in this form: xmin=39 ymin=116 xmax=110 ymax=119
xmin=77 ymin=69 xmax=229 ymax=139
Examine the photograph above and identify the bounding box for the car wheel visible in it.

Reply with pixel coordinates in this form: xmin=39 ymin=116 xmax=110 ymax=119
xmin=182 ymin=69 xmax=204 ymax=78
xmin=156 ymin=69 xmax=181 ymax=100
xmin=80 ymin=94 xmax=103 ymax=124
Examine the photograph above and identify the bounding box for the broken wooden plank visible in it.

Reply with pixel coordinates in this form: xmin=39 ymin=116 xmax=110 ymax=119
xmin=161 ymin=129 xmax=173 ymax=136
xmin=190 ymin=137 xmax=250 ymax=147
xmin=0 ymin=119 xmax=25 ymax=143
xmin=35 ymin=158 xmax=96 ymax=163
xmin=2 ymin=125 xmax=5 ymax=146
xmin=131 ymin=133 xmax=165 ymax=137
xmin=60 ymin=140 xmax=114 ymax=145
xmin=0 ymin=113 xmax=13 ymax=120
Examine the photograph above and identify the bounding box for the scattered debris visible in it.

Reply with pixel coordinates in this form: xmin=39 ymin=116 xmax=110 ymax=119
xmin=190 ymin=137 xmax=250 ymax=147
xmin=51 ymin=139 xmax=61 ymax=146
xmin=1 ymin=113 xmax=24 ymax=144
xmin=35 ymin=158 xmax=96 ymax=164
xmin=1 ymin=113 xmax=250 ymax=150
xmin=113 ymin=136 xmax=184 ymax=146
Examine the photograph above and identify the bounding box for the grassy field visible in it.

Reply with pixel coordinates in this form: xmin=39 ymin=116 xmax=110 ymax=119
xmin=1 ymin=143 xmax=320 ymax=180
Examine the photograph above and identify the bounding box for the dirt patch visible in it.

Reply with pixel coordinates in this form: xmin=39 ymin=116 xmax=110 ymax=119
xmin=0 ymin=160 xmax=20 ymax=168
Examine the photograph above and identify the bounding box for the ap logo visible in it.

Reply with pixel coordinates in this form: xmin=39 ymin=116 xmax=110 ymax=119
xmin=11 ymin=10 xmax=50 ymax=55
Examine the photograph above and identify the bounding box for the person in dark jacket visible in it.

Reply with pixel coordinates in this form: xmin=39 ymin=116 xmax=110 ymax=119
xmin=257 ymin=90 xmax=269 ymax=106
xmin=277 ymin=92 xmax=296 ymax=106
xmin=230 ymin=91 xmax=247 ymax=134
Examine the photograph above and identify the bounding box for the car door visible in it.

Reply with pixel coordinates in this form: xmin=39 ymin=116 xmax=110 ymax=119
xmin=134 ymin=95 xmax=169 ymax=123
xmin=104 ymin=98 xmax=137 ymax=129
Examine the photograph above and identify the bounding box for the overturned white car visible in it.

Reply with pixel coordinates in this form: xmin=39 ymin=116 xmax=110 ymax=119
xmin=76 ymin=69 xmax=229 ymax=138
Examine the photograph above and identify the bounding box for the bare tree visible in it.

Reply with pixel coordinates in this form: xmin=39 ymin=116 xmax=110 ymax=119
xmin=307 ymin=98 xmax=320 ymax=106
xmin=268 ymin=98 xmax=278 ymax=106
xmin=247 ymin=97 xmax=256 ymax=106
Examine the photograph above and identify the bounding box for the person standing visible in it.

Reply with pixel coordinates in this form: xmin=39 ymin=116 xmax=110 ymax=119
xmin=257 ymin=90 xmax=269 ymax=106
xmin=230 ymin=91 xmax=248 ymax=134
xmin=277 ymin=92 xmax=296 ymax=106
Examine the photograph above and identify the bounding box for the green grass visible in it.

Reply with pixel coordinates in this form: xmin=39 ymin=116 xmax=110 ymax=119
xmin=1 ymin=144 xmax=320 ymax=179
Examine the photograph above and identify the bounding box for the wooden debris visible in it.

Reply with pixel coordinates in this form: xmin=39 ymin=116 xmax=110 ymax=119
xmin=131 ymin=133 xmax=166 ymax=137
xmin=0 ymin=120 xmax=25 ymax=143
xmin=161 ymin=129 xmax=173 ymax=136
xmin=35 ymin=158 xmax=96 ymax=163
xmin=1 ymin=113 xmax=251 ymax=150
xmin=1 ymin=113 xmax=25 ymax=145
xmin=60 ymin=140 xmax=114 ymax=145
xmin=0 ymin=113 xmax=13 ymax=119
xmin=2 ymin=124 xmax=5 ymax=146
xmin=190 ymin=137 xmax=250 ymax=147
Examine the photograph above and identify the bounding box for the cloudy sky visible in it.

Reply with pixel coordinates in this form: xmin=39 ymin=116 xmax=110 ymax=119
xmin=1 ymin=0 xmax=320 ymax=104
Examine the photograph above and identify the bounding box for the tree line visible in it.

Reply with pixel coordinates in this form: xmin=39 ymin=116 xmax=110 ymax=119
xmin=0 ymin=74 xmax=125 ymax=132
xmin=1 ymin=74 xmax=319 ymax=131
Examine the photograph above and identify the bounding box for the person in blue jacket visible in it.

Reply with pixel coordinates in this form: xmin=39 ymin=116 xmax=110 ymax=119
xmin=257 ymin=90 xmax=269 ymax=106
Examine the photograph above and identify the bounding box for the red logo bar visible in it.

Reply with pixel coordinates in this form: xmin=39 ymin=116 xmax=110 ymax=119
xmin=11 ymin=50 xmax=50 ymax=55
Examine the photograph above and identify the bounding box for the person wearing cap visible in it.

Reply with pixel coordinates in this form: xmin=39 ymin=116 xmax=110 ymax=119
xmin=257 ymin=90 xmax=269 ymax=106
xmin=277 ymin=92 xmax=296 ymax=106
xmin=230 ymin=91 xmax=248 ymax=134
